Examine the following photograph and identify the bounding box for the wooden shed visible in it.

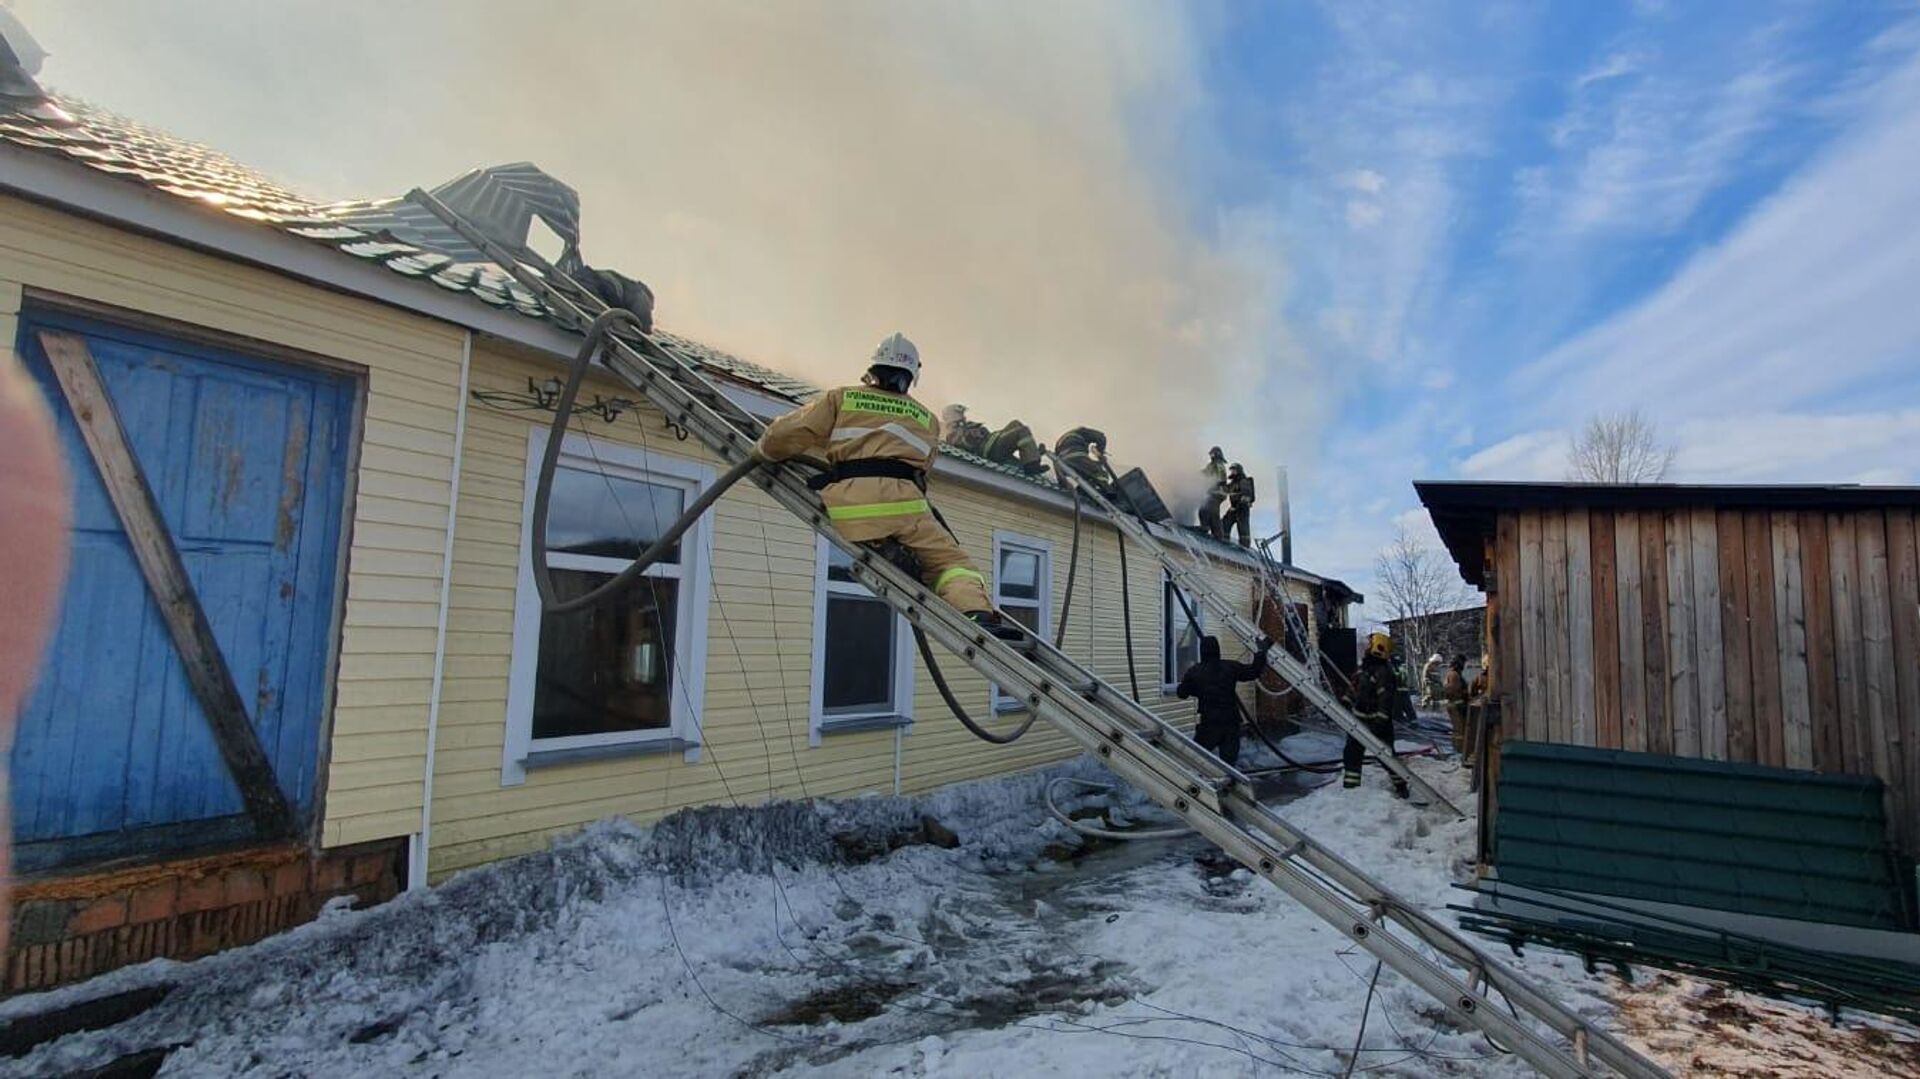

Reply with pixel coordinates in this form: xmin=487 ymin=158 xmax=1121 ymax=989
xmin=1417 ymin=482 xmax=1920 ymax=864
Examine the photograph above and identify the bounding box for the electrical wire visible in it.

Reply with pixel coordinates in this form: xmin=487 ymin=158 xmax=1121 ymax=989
xmin=1341 ymin=961 xmax=1383 ymax=1079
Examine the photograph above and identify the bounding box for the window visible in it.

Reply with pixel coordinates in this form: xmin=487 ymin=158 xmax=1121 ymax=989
xmin=1163 ymin=575 xmax=1203 ymax=690
xmin=504 ymin=429 xmax=712 ymax=784
xmin=810 ymin=536 xmax=914 ymax=743
xmin=992 ymin=532 xmax=1051 ymax=711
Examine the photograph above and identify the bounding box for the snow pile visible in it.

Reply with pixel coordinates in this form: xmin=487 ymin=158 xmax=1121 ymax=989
xmin=9 ymin=742 xmax=1895 ymax=1076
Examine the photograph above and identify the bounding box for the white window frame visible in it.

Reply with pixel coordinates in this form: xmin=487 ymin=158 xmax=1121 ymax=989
xmin=1163 ymin=574 xmax=1204 ymax=693
xmin=502 ymin=427 xmax=713 ymax=785
xmin=991 ymin=530 xmax=1052 ymax=712
xmin=809 ymin=534 xmax=915 ymax=745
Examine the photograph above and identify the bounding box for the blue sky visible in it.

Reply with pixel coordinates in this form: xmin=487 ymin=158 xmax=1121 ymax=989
xmin=13 ymin=0 xmax=1920 ymax=608
xmin=1188 ymin=1 xmax=1920 ymax=594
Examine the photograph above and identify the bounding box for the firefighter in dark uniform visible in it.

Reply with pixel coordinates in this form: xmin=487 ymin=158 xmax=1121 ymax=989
xmin=1054 ymin=426 xmax=1113 ymax=495
xmin=943 ymin=405 xmax=1047 ymax=476
xmin=1222 ymin=463 xmax=1255 ymax=547
xmin=1344 ymin=631 xmax=1409 ymax=797
xmin=1177 ymin=634 xmax=1273 ymax=766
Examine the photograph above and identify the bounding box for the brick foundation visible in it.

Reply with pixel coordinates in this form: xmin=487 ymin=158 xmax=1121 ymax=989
xmin=6 ymin=838 xmax=405 ymax=994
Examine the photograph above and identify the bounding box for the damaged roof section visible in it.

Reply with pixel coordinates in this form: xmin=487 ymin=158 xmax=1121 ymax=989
xmin=0 ymin=95 xmax=816 ymax=401
xmin=0 ymin=91 xmax=1345 ymax=582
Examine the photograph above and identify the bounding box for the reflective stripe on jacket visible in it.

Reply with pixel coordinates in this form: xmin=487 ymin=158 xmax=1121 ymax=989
xmin=757 ymin=386 xmax=940 ymax=522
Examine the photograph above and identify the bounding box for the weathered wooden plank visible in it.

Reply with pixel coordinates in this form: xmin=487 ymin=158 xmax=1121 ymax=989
xmin=1590 ymin=511 xmax=1621 ymax=749
xmin=1495 ymin=512 xmax=1524 ymax=735
xmin=1640 ymin=510 xmax=1671 ymax=755
xmin=1566 ymin=508 xmax=1596 ymax=746
xmin=1717 ymin=509 xmax=1754 ymax=763
xmin=1885 ymin=510 xmax=1920 ymax=857
xmin=1664 ymin=510 xmax=1698 ymax=757
xmin=1615 ymin=511 xmax=1648 ymax=753
xmin=1800 ymin=512 xmax=1842 ymax=772
xmin=1856 ymin=512 xmax=1901 ymax=849
xmin=1828 ymin=513 xmax=1866 ymax=774
xmin=1744 ymin=511 xmax=1783 ymax=768
xmin=1543 ymin=511 xmax=1571 ymax=744
xmin=1690 ymin=508 xmax=1726 ymax=760
xmin=1519 ymin=512 xmax=1548 ymax=742
xmin=1771 ymin=512 xmax=1813 ymax=770
xmin=36 ymin=330 xmax=293 ymax=835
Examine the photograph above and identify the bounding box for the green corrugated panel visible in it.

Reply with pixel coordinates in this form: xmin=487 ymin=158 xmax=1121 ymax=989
xmin=1495 ymin=743 xmax=1911 ymax=931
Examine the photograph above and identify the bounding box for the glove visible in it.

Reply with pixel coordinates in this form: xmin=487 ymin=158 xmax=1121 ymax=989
xmin=1254 ymin=636 xmax=1273 ymax=652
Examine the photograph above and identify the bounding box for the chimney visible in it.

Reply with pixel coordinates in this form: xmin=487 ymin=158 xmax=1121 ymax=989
xmin=1277 ymin=465 xmax=1293 ymax=565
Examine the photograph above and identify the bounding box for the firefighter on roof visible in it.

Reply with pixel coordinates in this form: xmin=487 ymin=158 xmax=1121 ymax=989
xmin=757 ymin=334 xmax=1020 ymax=639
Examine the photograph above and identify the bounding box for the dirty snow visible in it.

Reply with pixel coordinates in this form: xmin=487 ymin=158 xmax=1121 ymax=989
xmin=2 ymin=733 xmax=1909 ymax=1077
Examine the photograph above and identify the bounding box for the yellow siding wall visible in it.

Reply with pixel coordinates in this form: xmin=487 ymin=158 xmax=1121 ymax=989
xmin=0 ymin=194 xmax=1302 ymax=879
xmin=0 ymin=195 xmax=464 ymax=849
xmin=427 ymin=342 xmax=1283 ymax=876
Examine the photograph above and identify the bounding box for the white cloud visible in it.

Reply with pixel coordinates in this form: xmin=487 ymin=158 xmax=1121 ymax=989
xmin=1512 ymin=46 xmax=1920 ymax=421
xmin=1673 ymin=411 xmax=1920 ymax=485
xmin=1345 ymin=199 xmax=1383 ymax=228
xmin=1456 ymin=429 xmax=1569 ymax=480
xmin=1342 ymin=168 xmax=1388 ymax=193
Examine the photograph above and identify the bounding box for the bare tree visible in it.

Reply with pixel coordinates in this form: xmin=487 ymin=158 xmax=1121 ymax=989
xmin=1567 ymin=408 xmax=1676 ymax=483
xmin=1372 ymin=526 xmax=1478 ymax=675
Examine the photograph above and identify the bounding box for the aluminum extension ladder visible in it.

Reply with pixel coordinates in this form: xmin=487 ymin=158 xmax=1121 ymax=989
xmin=1044 ymin=454 xmax=1463 ymax=816
xmin=406 ymin=188 xmax=1664 ymax=1079
xmin=1252 ymin=536 xmax=1325 ymax=689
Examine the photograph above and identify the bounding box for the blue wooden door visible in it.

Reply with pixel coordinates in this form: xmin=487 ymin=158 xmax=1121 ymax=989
xmin=13 ymin=308 xmax=354 ymax=869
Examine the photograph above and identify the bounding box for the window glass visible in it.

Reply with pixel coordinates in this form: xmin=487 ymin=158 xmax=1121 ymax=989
xmin=1164 ymin=578 xmax=1202 ymax=683
xmin=533 ymin=568 xmax=677 ymax=739
xmin=823 ymin=595 xmax=896 ymax=714
xmin=992 ymin=538 xmax=1048 ymax=709
xmin=998 ymin=548 xmax=1041 ymax=601
xmin=545 ymin=466 xmax=685 ymax=562
xmin=826 ymin=543 xmax=858 ymax=584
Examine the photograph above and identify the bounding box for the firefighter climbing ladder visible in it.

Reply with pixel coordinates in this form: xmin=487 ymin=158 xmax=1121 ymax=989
xmin=1044 ymin=453 xmax=1463 ymax=816
xmin=406 ymin=188 xmax=1664 ymax=1079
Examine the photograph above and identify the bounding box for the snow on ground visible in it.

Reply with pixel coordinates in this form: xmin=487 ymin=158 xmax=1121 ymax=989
xmin=1 ymin=732 xmax=1908 ymax=1077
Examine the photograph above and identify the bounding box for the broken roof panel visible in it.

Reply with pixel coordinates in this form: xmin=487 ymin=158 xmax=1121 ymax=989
xmin=0 ymin=93 xmax=1336 ymax=581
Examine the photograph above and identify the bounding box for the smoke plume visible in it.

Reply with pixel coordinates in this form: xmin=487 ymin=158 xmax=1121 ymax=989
xmin=18 ymin=0 xmax=1318 ymax=494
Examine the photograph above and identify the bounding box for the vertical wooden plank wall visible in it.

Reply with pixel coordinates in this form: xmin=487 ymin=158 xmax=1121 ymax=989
xmin=1589 ymin=512 xmax=1621 ymax=749
xmin=1518 ymin=513 xmax=1547 ymax=742
xmin=1614 ymin=511 xmax=1647 ymax=752
xmin=1543 ymin=513 xmax=1571 ymax=744
xmin=1566 ymin=509 xmax=1596 ymax=746
xmin=1664 ymin=510 xmax=1699 ymax=756
xmin=1886 ymin=511 xmax=1920 ymax=856
xmin=1802 ymin=513 xmax=1842 ymax=772
xmin=1772 ymin=513 xmax=1813 ymax=770
xmin=1717 ymin=510 xmax=1754 ymax=763
xmin=1744 ymin=513 xmax=1784 ymax=768
xmin=1497 ymin=503 xmax=1916 ymax=857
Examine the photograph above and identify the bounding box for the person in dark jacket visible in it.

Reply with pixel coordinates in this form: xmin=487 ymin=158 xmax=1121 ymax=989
xmin=1344 ymin=631 xmax=1409 ymax=797
xmin=1177 ymin=634 xmax=1272 ymax=766
xmin=1223 ymin=463 xmax=1255 ymax=547
xmin=1055 ymin=426 xmax=1114 ymax=496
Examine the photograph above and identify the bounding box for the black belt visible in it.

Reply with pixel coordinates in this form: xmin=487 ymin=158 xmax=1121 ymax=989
xmin=807 ymin=458 xmax=927 ymax=491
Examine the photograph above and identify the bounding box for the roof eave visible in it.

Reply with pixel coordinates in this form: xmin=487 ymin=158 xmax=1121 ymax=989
xmin=0 ymin=143 xmax=1337 ymax=586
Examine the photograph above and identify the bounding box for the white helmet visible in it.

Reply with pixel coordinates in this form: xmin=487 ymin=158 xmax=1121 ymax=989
xmin=869 ymin=332 xmax=921 ymax=386
xmin=941 ymin=403 xmax=967 ymax=426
